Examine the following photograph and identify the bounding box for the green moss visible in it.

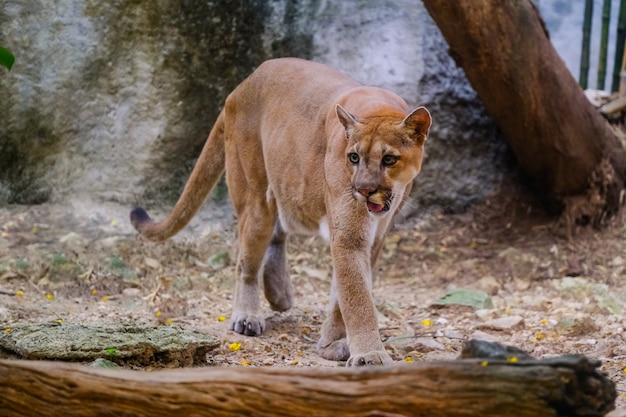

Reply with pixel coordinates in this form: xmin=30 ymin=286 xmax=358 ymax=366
xmin=109 ymin=255 xmax=126 ymax=270
xmin=51 ymin=252 xmax=68 ymax=266
xmin=107 ymin=255 xmax=137 ymax=283
xmin=15 ymin=258 xmax=30 ymax=270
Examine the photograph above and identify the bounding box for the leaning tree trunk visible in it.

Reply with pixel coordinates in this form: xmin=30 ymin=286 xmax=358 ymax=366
xmin=422 ymin=0 xmax=626 ymax=223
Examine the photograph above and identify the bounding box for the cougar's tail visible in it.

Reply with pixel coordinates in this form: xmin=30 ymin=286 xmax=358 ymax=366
xmin=130 ymin=111 xmax=226 ymax=242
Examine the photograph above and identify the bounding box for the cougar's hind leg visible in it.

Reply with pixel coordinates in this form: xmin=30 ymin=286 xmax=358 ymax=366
xmin=263 ymin=221 xmax=294 ymax=312
xmin=224 ymin=124 xmax=277 ymax=336
xmin=230 ymin=203 xmax=277 ymax=336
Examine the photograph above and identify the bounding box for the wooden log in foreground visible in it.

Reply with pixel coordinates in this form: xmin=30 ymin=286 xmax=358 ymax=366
xmin=0 ymin=355 xmax=615 ymax=417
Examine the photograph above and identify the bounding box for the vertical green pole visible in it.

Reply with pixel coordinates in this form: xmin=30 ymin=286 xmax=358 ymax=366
xmin=611 ymin=0 xmax=626 ymax=92
xmin=598 ymin=0 xmax=612 ymax=90
xmin=580 ymin=0 xmax=593 ymax=89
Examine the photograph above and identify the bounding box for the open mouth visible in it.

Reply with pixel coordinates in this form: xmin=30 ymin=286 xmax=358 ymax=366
xmin=366 ymin=200 xmax=391 ymax=213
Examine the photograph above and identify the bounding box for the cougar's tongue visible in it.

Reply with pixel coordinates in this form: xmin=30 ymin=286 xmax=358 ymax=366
xmin=367 ymin=201 xmax=384 ymax=213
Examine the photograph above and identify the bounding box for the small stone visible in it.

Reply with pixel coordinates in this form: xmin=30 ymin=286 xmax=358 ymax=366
xmin=122 ymin=288 xmax=141 ymax=297
xmin=144 ymin=257 xmax=160 ymax=269
xmin=413 ymin=337 xmax=445 ymax=351
xmin=89 ymin=358 xmax=119 ymax=368
xmin=559 ymin=277 xmax=589 ymax=292
xmin=98 ymin=237 xmax=123 ymax=248
xmin=443 ymin=329 xmax=464 ymax=339
xmin=59 ymin=232 xmax=87 ymax=249
xmin=469 ymin=330 xmax=500 ymax=342
xmin=475 ymin=309 xmax=495 ymax=320
xmin=477 ymin=315 xmax=524 ymax=331
xmin=513 ymin=278 xmax=530 ymax=291
xmin=475 ymin=275 xmax=500 ymax=296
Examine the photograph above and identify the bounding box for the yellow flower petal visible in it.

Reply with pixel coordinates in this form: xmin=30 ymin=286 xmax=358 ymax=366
xmin=16 ymin=291 xmax=24 ymax=297
xmin=405 ymin=356 xmax=413 ymax=363
xmin=46 ymin=293 xmax=54 ymax=300
xmin=421 ymin=319 xmax=432 ymax=327
xmin=229 ymin=342 xmax=241 ymax=352
xmin=217 ymin=315 xmax=226 ymax=322
xmin=507 ymin=356 xmax=518 ymax=363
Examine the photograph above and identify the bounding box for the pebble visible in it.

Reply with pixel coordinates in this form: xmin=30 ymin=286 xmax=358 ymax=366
xmin=413 ymin=337 xmax=445 ymax=351
xmin=144 ymin=257 xmax=160 ymax=269
xmin=469 ymin=330 xmax=500 ymax=342
xmin=59 ymin=232 xmax=87 ymax=250
xmin=122 ymin=288 xmax=141 ymax=297
xmin=475 ymin=275 xmax=500 ymax=295
xmin=477 ymin=315 xmax=524 ymax=331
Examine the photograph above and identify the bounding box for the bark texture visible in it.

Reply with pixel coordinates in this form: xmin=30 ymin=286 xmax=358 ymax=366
xmin=0 ymin=354 xmax=615 ymax=417
xmin=422 ymin=0 xmax=626 ymax=218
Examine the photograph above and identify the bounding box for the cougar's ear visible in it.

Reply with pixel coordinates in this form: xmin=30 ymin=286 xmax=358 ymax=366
xmin=401 ymin=107 xmax=431 ymax=144
xmin=336 ymin=104 xmax=359 ymax=139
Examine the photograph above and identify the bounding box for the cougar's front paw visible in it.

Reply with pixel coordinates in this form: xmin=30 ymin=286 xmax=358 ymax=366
xmin=317 ymin=338 xmax=350 ymax=361
xmin=230 ymin=313 xmax=265 ymax=336
xmin=346 ymin=350 xmax=393 ymax=367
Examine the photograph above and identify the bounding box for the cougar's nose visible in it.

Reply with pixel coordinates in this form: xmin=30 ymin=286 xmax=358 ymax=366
xmin=356 ymin=187 xmax=376 ymax=197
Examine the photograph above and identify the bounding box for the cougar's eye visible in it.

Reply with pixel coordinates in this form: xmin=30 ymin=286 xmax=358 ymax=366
xmin=382 ymin=155 xmax=398 ymax=166
xmin=348 ymin=152 xmax=360 ymax=164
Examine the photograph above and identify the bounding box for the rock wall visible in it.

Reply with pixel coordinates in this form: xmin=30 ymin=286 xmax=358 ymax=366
xmin=1 ymin=0 xmax=275 ymax=206
xmin=1 ymin=0 xmax=594 ymax=214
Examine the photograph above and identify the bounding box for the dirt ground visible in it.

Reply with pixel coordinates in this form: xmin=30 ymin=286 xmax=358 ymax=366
xmin=0 ymin=186 xmax=625 ymax=410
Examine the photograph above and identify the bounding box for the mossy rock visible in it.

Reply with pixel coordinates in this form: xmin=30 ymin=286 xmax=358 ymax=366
xmin=0 ymin=323 xmax=219 ymax=367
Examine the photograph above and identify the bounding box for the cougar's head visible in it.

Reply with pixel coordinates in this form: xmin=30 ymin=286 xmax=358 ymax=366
xmin=336 ymin=104 xmax=431 ymax=215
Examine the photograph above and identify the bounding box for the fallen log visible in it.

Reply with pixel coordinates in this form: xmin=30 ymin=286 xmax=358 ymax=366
xmin=0 ymin=346 xmax=615 ymax=417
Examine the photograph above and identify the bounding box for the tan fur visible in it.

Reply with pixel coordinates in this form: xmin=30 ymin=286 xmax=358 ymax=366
xmin=131 ymin=58 xmax=431 ymax=366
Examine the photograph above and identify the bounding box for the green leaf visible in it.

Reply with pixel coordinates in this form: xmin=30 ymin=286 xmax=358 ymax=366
xmin=431 ymin=288 xmax=494 ymax=309
xmin=208 ymin=249 xmax=230 ymax=269
xmin=0 ymin=46 xmax=15 ymax=71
